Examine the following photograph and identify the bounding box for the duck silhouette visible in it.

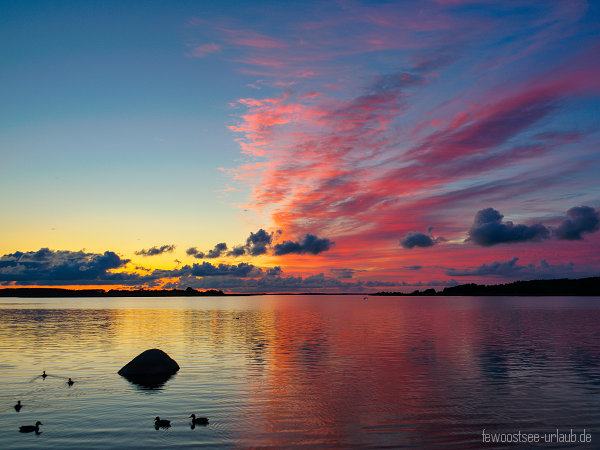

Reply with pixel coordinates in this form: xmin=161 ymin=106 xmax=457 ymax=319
xmin=154 ymin=417 xmax=171 ymax=429
xmin=67 ymin=378 xmax=74 ymax=386
xmin=14 ymin=400 xmax=22 ymax=412
xmin=190 ymin=414 xmax=209 ymax=425
xmin=19 ymin=421 xmax=42 ymax=433
xmin=41 ymin=371 xmax=47 ymax=379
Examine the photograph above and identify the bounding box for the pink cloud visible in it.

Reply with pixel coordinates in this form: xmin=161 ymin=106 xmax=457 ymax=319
xmin=208 ymin=1 xmax=600 ymax=285
xmin=236 ymin=58 xmax=286 ymax=68
xmin=186 ymin=2 xmax=479 ymax=80
xmin=186 ymin=43 xmax=221 ymax=58
xmin=230 ymin=44 xmax=599 ymax=250
xmin=220 ymin=28 xmax=287 ymax=49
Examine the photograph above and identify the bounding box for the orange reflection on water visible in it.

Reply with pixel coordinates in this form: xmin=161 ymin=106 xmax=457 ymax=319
xmin=1 ymin=295 xmax=599 ymax=448
xmin=234 ymin=296 xmax=483 ymax=446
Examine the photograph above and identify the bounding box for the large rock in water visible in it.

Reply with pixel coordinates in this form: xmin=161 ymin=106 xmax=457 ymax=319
xmin=118 ymin=349 xmax=179 ymax=377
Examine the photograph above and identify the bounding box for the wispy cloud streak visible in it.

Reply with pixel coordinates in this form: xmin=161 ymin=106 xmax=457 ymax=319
xmin=215 ymin=1 xmax=600 ymax=284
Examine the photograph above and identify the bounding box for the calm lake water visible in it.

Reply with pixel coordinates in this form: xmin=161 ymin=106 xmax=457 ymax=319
xmin=0 ymin=295 xmax=599 ymax=449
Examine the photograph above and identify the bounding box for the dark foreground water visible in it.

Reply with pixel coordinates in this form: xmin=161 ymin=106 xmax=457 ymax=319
xmin=0 ymin=295 xmax=598 ymax=449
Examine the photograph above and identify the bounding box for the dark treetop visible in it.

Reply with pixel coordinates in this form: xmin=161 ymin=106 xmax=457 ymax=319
xmin=373 ymin=276 xmax=600 ymax=296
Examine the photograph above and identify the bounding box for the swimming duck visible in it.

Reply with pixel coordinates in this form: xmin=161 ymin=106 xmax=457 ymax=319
xmin=14 ymin=400 xmax=22 ymax=412
xmin=154 ymin=417 xmax=171 ymax=428
xmin=67 ymin=378 xmax=74 ymax=386
xmin=190 ymin=414 xmax=209 ymax=425
xmin=42 ymin=371 xmax=47 ymax=379
xmin=19 ymin=421 xmax=42 ymax=433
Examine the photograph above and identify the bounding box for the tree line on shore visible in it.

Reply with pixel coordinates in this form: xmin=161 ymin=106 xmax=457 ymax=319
xmin=373 ymin=276 xmax=600 ymax=296
xmin=0 ymin=277 xmax=598 ymax=297
xmin=0 ymin=287 xmax=225 ymax=297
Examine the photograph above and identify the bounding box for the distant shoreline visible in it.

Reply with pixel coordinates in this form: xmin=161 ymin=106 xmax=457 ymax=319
xmin=0 ymin=276 xmax=598 ymax=297
xmin=373 ymin=276 xmax=599 ymax=296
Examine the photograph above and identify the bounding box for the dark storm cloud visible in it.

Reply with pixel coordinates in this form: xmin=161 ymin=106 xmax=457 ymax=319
xmin=175 ymin=271 xmax=458 ymax=292
xmin=186 ymin=247 xmax=205 ymax=258
xmin=554 ymin=206 xmax=600 ymax=240
xmin=164 ymin=272 xmax=404 ymax=293
xmin=188 ymin=229 xmax=275 ymax=259
xmin=400 ymin=232 xmax=435 ymax=249
xmin=188 ymin=261 xmax=259 ymax=277
xmin=400 ymin=227 xmax=444 ymax=249
xmin=245 ymin=228 xmax=274 ymax=256
xmin=273 ymin=233 xmax=333 ymax=255
xmin=206 ymin=242 xmax=228 ymax=258
xmin=166 ymin=273 xmax=352 ymax=291
xmin=468 ymin=208 xmax=550 ymax=246
xmin=186 ymin=244 xmax=229 ymax=259
xmin=266 ymin=266 xmax=283 ymax=276
xmin=330 ymin=268 xmax=355 ymax=279
xmin=445 ymin=257 xmax=585 ymax=279
xmin=188 ymin=230 xmax=331 ymax=259
xmin=227 ymin=246 xmax=246 ymax=257
xmin=0 ymin=248 xmax=284 ymax=286
xmin=135 ymin=244 xmax=175 ymax=256
xmin=447 ymin=257 xmax=524 ymax=277
xmin=151 ymin=261 xmax=263 ymax=279
xmin=0 ymin=248 xmax=148 ymax=284
xmin=163 ymin=274 xmax=459 ymax=293
xmin=0 ymin=248 xmax=463 ymax=292
xmin=363 ymin=280 xmax=402 ymax=287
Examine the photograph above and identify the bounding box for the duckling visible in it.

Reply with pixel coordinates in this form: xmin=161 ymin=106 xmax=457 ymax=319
xmin=67 ymin=378 xmax=74 ymax=386
xmin=42 ymin=371 xmax=47 ymax=379
xmin=154 ymin=417 xmax=171 ymax=429
xmin=190 ymin=414 xmax=209 ymax=425
xmin=19 ymin=421 xmax=42 ymax=433
xmin=14 ymin=400 xmax=22 ymax=412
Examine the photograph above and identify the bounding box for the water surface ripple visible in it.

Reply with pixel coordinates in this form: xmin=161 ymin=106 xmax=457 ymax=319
xmin=0 ymin=295 xmax=598 ymax=448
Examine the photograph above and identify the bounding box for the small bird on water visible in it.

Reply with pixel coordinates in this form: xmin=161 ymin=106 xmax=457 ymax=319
xmin=14 ymin=400 xmax=22 ymax=412
xmin=67 ymin=378 xmax=74 ymax=386
xmin=19 ymin=421 xmax=42 ymax=433
xmin=154 ymin=417 xmax=171 ymax=429
xmin=42 ymin=371 xmax=47 ymax=379
xmin=190 ymin=414 xmax=209 ymax=425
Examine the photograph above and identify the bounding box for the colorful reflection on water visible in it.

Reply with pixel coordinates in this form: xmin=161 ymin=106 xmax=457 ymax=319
xmin=0 ymin=295 xmax=599 ymax=448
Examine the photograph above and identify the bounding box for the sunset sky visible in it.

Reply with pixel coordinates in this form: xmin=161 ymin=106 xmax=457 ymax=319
xmin=1 ymin=0 xmax=599 ymax=292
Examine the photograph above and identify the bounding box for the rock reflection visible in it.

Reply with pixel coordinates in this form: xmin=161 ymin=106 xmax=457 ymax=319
xmin=121 ymin=372 xmax=177 ymax=391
